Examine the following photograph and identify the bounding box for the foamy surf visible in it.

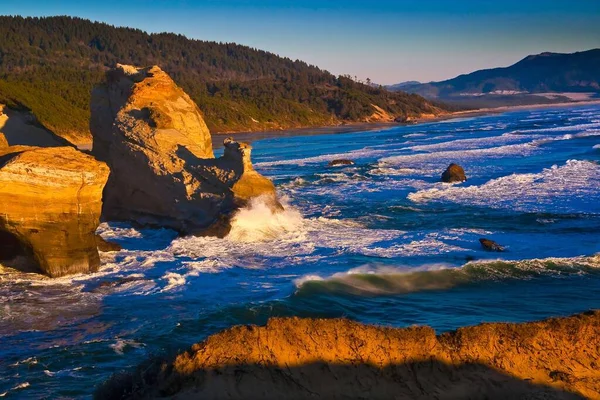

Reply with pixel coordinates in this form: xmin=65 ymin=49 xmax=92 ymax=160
xmin=294 ymin=255 xmax=600 ymax=296
xmin=408 ymin=160 xmax=600 ymax=213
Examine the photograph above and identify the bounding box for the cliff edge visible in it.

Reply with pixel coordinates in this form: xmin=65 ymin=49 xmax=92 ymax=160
xmin=98 ymin=311 xmax=600 ymax=399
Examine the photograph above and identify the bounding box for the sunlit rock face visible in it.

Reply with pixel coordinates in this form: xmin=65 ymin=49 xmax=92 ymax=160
xmin=90 ymin=64 xmax=277 ymax=234
xmin=100 ymin=312 xmax=600 ymax=399
xmin=0 ymin=146 xmax=109 ymax=277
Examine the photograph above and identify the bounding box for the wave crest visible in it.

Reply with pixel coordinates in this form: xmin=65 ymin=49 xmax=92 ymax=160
xmin=294 ymin=255 xmax=600 ymax=296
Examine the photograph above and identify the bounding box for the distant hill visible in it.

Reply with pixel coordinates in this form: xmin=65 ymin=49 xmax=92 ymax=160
xmin=385 ymin=81 xmax=421 ymax=91
xmin=389 ymin=49 xmax=600 ymax=107
xmin=0 ymin=16 xmax=442 ymax=145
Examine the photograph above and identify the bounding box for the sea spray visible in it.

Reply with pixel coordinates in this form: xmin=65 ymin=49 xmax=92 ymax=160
xmin=227 ymin=196 xmax=304 ymax=242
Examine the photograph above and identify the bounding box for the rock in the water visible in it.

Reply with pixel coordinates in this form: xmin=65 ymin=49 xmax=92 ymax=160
xmin=441 ymin=163 xmax=466 ymax=182
xmin=96 ymin=235 xmax=122 ymax=252
xmin=90 ymin=65 xmax=278 ymax=233
xmin=328 ymin=159 xmax=355 ymax=167
xmin=479 ymin=238 xmax=505 ymax=252
xmin=0 ymin=146 xmax=109 ymax=277
xmin=99 ymin=311 xmax=600 ymax=399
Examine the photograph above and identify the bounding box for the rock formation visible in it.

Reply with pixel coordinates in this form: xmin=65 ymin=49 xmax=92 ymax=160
xmin=0 ymin=146 xmax=109 ymax=277
xmin=96 ymin=235 xmax=122 ymax=252
xmin=328 ymin=159 xmax=355 ymax=167
xmin=0 ymin=132 xmax=7 ymax=149
xmin=99 ymin=311 xmax=600 ymax=399
xmin=479 ymin=238 xmax=505 ymax=252
xmin=441 ymin=163 xmax=466 ymax=183
xmin=0 ymin=104 xmax=69 ymax=148
xmin=90 ymin=64 xmax=278 ymax=233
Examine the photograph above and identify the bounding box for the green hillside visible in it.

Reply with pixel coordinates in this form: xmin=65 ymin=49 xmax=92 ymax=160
xmin=0 ymin=16 xmax=442 ymax=144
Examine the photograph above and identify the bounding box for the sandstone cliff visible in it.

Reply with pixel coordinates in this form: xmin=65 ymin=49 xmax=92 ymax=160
xmin=99 ymin=311 xmax=600 ymax=399
xmin=90 ymin=65 xmax=277 ymax=233
xmin=0 ymin=104 xmax=69 ymax=148
xmin=0 ymin=146 xmax=109 ymax=277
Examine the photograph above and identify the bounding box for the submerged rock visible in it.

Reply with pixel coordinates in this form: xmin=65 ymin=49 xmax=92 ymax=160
xmin=328 ymin=159 xmax=355 ymax=167
xmin=441 ymin=163 xmax=466 ymax=182
xmin=90 ymin=65 xmax=278 ymax=234
xmin=99 ymin=311 xmax=600 ymax=399
xmin=479 ymin=238 xmax=505 ymax=252
xmin=0 ymin=146 xmax=109 ymax=277
xmin=96 ymin=235 xmax=122 ymax=252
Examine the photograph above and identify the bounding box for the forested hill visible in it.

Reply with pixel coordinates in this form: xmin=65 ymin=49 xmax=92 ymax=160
xmin=393 ymin=49 xmax=600 ymax=99
xmin=0 ymin=16 xmax=442 ymax=144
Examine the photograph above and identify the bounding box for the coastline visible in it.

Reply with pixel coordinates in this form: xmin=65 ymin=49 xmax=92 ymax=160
xmin=212 ymin=99 xmax=600 ymax=147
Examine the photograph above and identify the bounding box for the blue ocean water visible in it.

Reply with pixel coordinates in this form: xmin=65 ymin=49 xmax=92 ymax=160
xmin=1 ymin=105 xmax=600 ymax=398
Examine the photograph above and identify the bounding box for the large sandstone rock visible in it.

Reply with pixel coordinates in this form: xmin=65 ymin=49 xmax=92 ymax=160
xmin=0 ymin=146 xmax=109 ymax=277
xmin=90 ymin=65 xmax=277 ymax=233
xmin=100 ymin=311 xmax=600 ymax=399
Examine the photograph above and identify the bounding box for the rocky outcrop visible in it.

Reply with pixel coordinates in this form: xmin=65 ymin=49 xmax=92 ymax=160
xmin=96 ymin=235 xmax=122 ymax=252
xmin=328 ymin=159 xmax=355 ymax=167
xmin=90 ymin=64 xmax=277 ymax=233
xmin=0 ymin=132 xmax=7 ymax=149
xmin=0 ymin=146 xmax=109 ymax=277
xmin=0 ymin=104 xmax=68 ymax=148
xmin=100 ymin=311 xmax=600 ymax=399
xmin=441 ymin=163 xmax=467 ymax=182
xmin=479 ymin=238 xmax=505 ymax=252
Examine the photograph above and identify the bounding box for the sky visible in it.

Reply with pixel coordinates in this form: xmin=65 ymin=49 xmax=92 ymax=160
xmin=3 ymin=0 xmax=600 ymax=84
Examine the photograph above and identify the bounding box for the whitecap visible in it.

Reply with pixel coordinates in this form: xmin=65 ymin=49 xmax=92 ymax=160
xmin=408 ymin=160 xmax=600 ymax=213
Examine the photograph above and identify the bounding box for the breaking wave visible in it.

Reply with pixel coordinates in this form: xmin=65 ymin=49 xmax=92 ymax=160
xmin=295 ymin=255 xmax=600 ymax=296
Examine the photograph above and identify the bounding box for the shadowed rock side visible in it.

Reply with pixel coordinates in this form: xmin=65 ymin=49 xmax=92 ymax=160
xmin=98 ymin=311 xmax=600 ymax=400
xmin=0 ymin=104 xmax=70 ymax=148
xmin=0 ymin=146 xmax=109 ymax=277
xmin=90 ymin=64 xmax=277 ymax=233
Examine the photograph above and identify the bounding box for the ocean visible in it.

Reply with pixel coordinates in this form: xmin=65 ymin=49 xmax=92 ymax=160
xmin=1 ymin=104 xmax=600 ymax=398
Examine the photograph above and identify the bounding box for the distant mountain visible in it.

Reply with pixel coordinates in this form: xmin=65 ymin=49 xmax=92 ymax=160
xmin=385 ymin=81 xmax=421 ymax=91
xmin=390 ymin=49 xmax=600 ymax=106
xmin=0 ymin=16 xmax=442 ymax=145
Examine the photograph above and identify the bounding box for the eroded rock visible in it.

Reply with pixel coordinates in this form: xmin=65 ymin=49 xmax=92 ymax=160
xmin=96 ymin=235 xmax=122 ymax=252
xmin=479 ymin=238 xmax=505 ymax=252
xmin=0 ymin=104 xmax=68 ymax=148
xmin=100 ymin=311 xmax=600 ymax=399
xmin=90 ymin=65 xmax=278 ymax=233
xmin=441 ymin=163 xmax=466 ymax=182
xmin=0 ymin=146 xmax=109 ymax=277
xmin=328 ymin=159 xmax=355 ymax=167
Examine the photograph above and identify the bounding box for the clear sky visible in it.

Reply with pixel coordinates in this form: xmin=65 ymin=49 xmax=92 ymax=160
xmin=3 ymin=0 xmax=600 ymax=84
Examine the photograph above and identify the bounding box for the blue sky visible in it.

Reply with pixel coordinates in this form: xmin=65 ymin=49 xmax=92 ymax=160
xmin=4 ymin=0 xmax=599 ymax=84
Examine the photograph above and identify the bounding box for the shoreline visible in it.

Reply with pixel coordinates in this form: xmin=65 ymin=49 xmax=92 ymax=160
xmin=212 ymin=99 xmax=600 ymax=147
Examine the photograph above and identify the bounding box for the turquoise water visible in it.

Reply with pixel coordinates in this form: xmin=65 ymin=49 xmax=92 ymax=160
xmin=1 ymin=105 xmax=600 ymax=398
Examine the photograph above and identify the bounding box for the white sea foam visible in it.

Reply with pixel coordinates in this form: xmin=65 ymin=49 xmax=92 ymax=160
xmin=380 ymin=142 xmax=538 ymax=167
xmin=294 ymin=255 xmax=600 ymax=295
xmin=407 ymin=132 xmax=539 ymax=153
xmin=408 ymin=160 xmax=600 ymax=213
xmin=255 ymin=146 xmax=390 ymax=167
xmin=509 ymin=121 xmax=600 ymax=134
